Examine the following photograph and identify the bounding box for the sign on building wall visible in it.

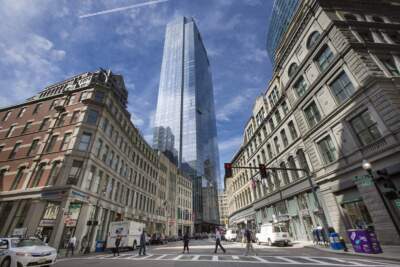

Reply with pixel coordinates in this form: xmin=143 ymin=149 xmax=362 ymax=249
xmin=64 ymin=203 xmax=82 ymax=227
xmin=352 ymin=175 xmax=374 ymax=188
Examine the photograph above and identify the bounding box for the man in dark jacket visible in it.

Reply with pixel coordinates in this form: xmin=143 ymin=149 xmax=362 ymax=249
xmin=182 ymin=231 xmax=190 ymax=253
xmin=114 ymin=235 xmax=121 ymax=256
xmin=138 ymin=230 xmax=147 ymax=256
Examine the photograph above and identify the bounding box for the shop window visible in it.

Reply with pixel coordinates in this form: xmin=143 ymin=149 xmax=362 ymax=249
xmin=318 ymin=136 xmax=337 ymax=164
xmin=306 ymin=31 xmax=321 ymax=49
xmin=350 ymin=110 xmax=382 ymax=146
xmin=329 ymin=71 xmax=355 ymax=104
xmin=304 ymin=101 xmax=322 ymax=128
xmin=342 ymin=200 xmax=373 ymax=229
xmin=315 ymin=46 xmax=334 ymax=71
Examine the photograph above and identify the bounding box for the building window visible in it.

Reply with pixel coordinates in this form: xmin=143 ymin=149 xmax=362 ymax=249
xmin=22 ymin=122 xmax=32 ymax=134
xmin=372 ymin=16 xmax=384 ymax=23
xmin=288 ymin=156 xmax=299 ymax=180
xmin=17 ymin=108 xmax=26 ymax=118
xmin=39 ymin=118 xmax=50 ymax=131
xmin=280 ymin=129 xmax=289 ymax=147
xmin=297 ymin=149 xmax=310 ymax=174
xmin=3 ymin=111 xmax=11 ymax=121
xmin=94 ymin=91 xmax=105 ymax=103
xmin=27 ymin=139 xmax=39 ymax=156
xmin=70 ymin=111 xmax=80 ymax=124
xmin=318 ymin=136 xmax=337 ymax=164
xmin=269 ymin=119 xmax=275 ymax=131
xmin=60 ymin=133 xmax=72 ymax=151
xmin=377 ymin=55 xmax=400 ymax=76
xmin=288 ymin=63 xmax=298 ymax=78
xmin=350 ymin=111 xmax=382 ymax=146
xmin=67 ymin=160 xmax=83 ymax=185
xmin=288 ymin=121 xmax=298 ymax=140
xmin=8 ymin=143 xmax=21 ymax=159
xmin=316 ymin=46 xmax=334 ymax=71
xmin=268 ymin=86 xmax=280 ymax=106
xmin=102 ymin=145 xmax=109 ymax=162
xmin=344 ymin=13 xmax=358 ymax=21
xmin=46 ymin=161 xmax=61 ymax=186
xmin=306 ymin=31 xmax=321 ymax=49
xmin=57 ymin=113 xmax=67 ymax=127
xmin=46 ymin=135 xmax=58 ymax=152
xmin=387 ymin=31 xmax=400 ymax=44
xmin=86 ymin=109 xmax=99 ymax=125
xmin=10 ymin=167 xmax=26 ymax=190
xmin=266 ymin=144 xmax=273 ymax=159
xmin=95 ymin=139 xmax=103 ymax=157
xmin=275 ymin=111 xmax=282 ymax=124
xmin=32 ymin=104 xmax=42 ymax=114
xmin=294 ymin=76 xmax=308 ymax=98
xmin=330 ymin=71 xmax=355 ymax=104
xmin=6 ymin=125 xmax=16 ymax=138
xmin=78 ymin=132 xmax=92 ymax=151
xmin=304 ymin=101 xmax=322 ymax=128
xmin=30 ymin=163 xmax=46 ymax=187
xmin=274 ymin=136 xmax=280 ymax=154
xmin=357 ymin=30 xmax=374 ymax=43
xmin=49 ymin=100 xmax=56 ymax=110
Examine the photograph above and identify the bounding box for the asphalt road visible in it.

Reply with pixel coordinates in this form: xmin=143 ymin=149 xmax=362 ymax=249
xmin=55 ymin=239 xmax=400 ymax=267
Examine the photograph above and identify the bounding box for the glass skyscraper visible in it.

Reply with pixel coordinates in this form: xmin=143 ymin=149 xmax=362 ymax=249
xmin=153 ymin=17 xmax=220 ymax=231
xmin=266 ymin=0 xmax=301 ymax=65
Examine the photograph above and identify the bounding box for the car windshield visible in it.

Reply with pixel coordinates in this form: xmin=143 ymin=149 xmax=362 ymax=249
xmin=16 ymin=239 xmax=45 ymax=247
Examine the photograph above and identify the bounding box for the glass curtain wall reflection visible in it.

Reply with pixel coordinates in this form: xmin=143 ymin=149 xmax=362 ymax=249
xmin=153 ymin=17 xmax=220 ymax=231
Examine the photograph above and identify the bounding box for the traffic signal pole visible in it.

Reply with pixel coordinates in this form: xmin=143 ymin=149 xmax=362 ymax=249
xmin=224 ymin=163 xmax=330 ymax=241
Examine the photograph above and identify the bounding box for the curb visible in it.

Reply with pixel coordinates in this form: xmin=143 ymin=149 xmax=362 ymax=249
xmin=305 ymin=245 xmax=400 ymax=262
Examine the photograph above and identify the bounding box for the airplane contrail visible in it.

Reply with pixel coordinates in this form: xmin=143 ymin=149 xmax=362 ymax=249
xmin=79 ymin=0 xmax=168 ymax=19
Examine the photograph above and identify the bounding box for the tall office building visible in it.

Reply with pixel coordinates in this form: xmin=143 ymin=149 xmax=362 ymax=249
xmin=266 ymin=0 xmax=301 ymax=65
xmin=153 ymin=17 xmax=220 ymax=232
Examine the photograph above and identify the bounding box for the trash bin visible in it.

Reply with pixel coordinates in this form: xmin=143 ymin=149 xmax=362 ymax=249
xmin=329 ymin=232 xmax=344 ymax=250
xmin=347 ymin=229 xmax=382 ymax=254
xmin=95 ymin=241 xmax=106 ymax=252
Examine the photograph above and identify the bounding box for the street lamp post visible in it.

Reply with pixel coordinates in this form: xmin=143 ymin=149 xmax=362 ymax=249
xmin=361 ymin=160 xmax=400 ymax=237
xmin=84 ymin=190 xmax=107 ymax=254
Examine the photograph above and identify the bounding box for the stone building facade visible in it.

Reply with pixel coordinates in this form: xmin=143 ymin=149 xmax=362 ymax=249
xmin=0 ymin=69 xmax=193 ymax=251
xmin=218 ymin=191 xmax=228 ymax=227
xmin=225 ymin=0 xmax=400 ymax=245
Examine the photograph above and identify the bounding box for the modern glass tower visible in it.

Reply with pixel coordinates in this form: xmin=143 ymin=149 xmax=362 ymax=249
xmin=153 ymin=17 xmax=220 ymax=232
xmin=266 ymin=0 xmax=301 ymax=65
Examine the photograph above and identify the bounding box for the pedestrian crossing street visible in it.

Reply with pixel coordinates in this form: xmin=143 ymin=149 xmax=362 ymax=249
xmin=81 ymin=253 xmax=394 ymax=266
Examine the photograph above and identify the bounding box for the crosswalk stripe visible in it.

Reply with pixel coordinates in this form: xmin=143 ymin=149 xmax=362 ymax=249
xmin=301 ymin=257 xmax=328 ymax=264
xmin=192 ymin=255 xmax=200 ymax=260
xmin=275 ymin=256 xmax=298 ymax=263
xmin=173 ymin=255 xmax=183 ymax=260
xmin=232 ymin=255 xmax=239 ymax=260
xmin=253 ymin=256 xmax=268 ymax=263
xmin=155 ymin=255 xmax=167 ymax=260
xmin=212 ymin=255 xmax=218 ymax=261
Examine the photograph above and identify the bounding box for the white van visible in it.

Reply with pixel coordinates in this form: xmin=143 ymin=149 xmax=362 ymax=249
xmin=255 ymin=223 xmax=290 ymax=246
xmin=225 ymin=229 xmax=237 ymax=241
xmin=106 ymin=221 xmax=145 ymax=250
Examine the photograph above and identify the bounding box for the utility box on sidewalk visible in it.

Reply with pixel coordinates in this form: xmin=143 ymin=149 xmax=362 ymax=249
xmin=347 ymin=229 xmax=382 ymax=254
xmin=95 ymin=241 xmax=106 ymax=252
xmin=329 ymin=232 xmax=344 ymax=250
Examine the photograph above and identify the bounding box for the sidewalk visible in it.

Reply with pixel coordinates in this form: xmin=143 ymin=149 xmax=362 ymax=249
xmin=306 ymin=243 xmax=400 ymax=262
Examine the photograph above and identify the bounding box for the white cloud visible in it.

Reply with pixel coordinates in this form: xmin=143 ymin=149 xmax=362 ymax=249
xmin=216 ymin=88 xmax=258 ymax=122
xmin=219 ymin=136 xmax=243 ymax=152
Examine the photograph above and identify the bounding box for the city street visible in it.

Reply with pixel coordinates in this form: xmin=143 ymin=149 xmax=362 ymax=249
xmin=55 ymin=239 xmax=400 ymax=267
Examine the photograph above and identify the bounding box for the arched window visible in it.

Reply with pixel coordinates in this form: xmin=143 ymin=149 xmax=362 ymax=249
xmin=30 ymin=163 xmax=46 ymax=188
xmin=288 ymin=156 xmax=299 ymax=180
xmin=288 ymin=63 xmax=298 ymax=78
xmin=306 ymin=31 xmax=321 ymax=49
xmin=296 ymin=149 xmax=310 ymax=174
xmin=10 ymin=167 xmax=26 ymax=190
xmin=344 ymin=13 xmax=357 ymax=21
xmin=280 ymin=162 xmax=290 ymax=185
xmin=288 ymin=121 xmax=298 ymax=140
xmin=266 ymin=143 xmax=273 ymax=159
xmin=46 ymin=161 xmax=61 ymax=186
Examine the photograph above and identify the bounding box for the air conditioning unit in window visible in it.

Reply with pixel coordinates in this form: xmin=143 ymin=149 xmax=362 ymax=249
xmin=54 ymin=100 xmax=66 ymax=113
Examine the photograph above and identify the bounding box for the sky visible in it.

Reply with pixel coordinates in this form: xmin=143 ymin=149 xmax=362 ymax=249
xmin=0 ymin=0 xmax=274 ymax=187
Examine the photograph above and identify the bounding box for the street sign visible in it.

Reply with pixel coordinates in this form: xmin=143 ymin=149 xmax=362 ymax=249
xmin=352 ymin=175 xmax=374 ymax=188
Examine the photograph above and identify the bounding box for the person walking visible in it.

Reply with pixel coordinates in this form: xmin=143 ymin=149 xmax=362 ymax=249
xmin=138 ymin=230 xmax=147 ymax=256
xmin=114 ymin=235 xmax=122 ymax=256
xmin=244 ymin=228 xmax=256 ymax=256
xmin=214 ymin=228 xmax=226 ymax=254
xmin=66 ymin=235 xmax=77 ymax=257
xmin=182 ymin=231 xmax=190 ymax=253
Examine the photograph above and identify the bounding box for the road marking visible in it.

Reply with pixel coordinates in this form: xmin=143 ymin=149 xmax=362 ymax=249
xmin=253 ymin=256 xmax=269 ymax=263
xmin=192 ymin=255 xmax=200 ymax=260
xmin=301 ymin=257 xmax=329 ymax=264
xmin=155 ymin=254 xmax=168 ymax=260
xmin=275 ymin=256 xmax=299 ymax=263
xmin=173 ymin=254 xmax=183 ymax=260
xmin=232 ymin=255 xmax=239 ymax=260
xmin=212 ymin=255 xmax=218 ymax=261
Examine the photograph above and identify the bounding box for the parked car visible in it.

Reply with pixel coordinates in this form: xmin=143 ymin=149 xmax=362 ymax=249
xmin=0 ymin=237 xmax=57 ymax=267
xmin=150 ymin=233 xmax=167 ymax=245
xmin=255 ymin=223 xmax=291 ymax=246
xmin=225 ymin=229 xmax=238 ymax=241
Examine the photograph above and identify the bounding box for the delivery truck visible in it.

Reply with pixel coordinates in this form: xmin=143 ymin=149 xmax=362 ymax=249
xmin=106 ymin=221 xmax=145 ymax=250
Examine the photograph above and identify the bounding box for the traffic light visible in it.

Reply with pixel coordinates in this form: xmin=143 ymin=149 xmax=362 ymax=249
xmin=259 ymin=164 xmax=268 ymax=179
xmin=224 ymin=163 xmax=233 ymax=178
